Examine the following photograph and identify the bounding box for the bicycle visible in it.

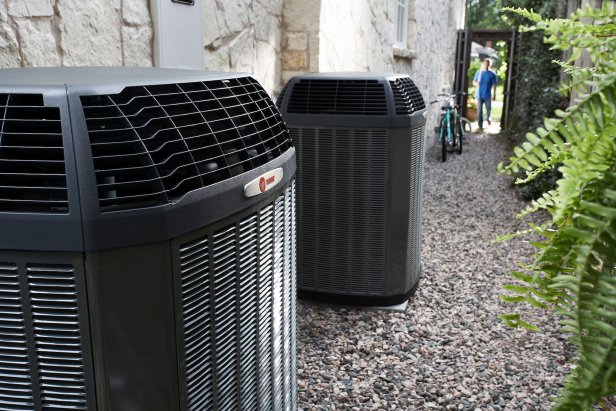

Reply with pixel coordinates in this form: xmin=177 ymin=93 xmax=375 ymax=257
xmin=431 ymin=93 xmax=465 ymax=162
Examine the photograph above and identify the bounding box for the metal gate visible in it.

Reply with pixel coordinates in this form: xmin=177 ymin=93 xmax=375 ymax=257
xmin=452 ymin=29 xmax=517 ymax=129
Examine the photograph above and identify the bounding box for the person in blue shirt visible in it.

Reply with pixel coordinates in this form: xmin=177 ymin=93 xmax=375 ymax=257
xmin=472 ymin=58 xmax=497 ymax=131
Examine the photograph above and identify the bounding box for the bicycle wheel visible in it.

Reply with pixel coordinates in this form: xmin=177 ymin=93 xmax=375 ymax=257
xmin=455 ymin=116 xmax=463 ymax=154
xmin=439 ymin=117 xmax=447 ymax=162
xmin=460 ymin=117 xmax=472 ymax=133
xmin=447 ymin=116 xmax=455 ymax=153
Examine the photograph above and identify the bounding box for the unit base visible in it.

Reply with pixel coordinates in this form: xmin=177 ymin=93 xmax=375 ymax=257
xmin=298 ymin=272 xmax=421 ymax=308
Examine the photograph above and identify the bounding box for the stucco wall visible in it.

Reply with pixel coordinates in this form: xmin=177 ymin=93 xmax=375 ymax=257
xmin=0 ymin=0 xmax=152 ymax=67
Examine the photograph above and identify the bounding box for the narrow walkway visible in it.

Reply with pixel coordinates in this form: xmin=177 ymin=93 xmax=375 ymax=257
xmin=297 ymin=130 xmax=571 ymax=410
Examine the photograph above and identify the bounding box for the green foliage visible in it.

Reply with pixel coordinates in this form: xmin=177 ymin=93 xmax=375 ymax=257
xmin=466 ymin=0 xmax=506 ymax=29
xmin=500 ymin=0 xmax=565 ymax=148
xmin=467 ymin=59 xmax=482 ymax=101
xmin=514 ymin=168 xmax=562 ymax=201
xmin=499 ymin=0 xmax=566 ymax=199
xmin=495 ymin=40 xmax=509 ymax=83
xmin=499 ymin=5 xmax=616 ymax=410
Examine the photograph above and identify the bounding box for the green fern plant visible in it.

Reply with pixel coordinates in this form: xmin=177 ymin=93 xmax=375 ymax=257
xmin=498 ymin=5 xmax=616 ymax=410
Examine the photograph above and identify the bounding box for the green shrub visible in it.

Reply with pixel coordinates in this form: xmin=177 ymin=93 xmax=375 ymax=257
xmin=501 ymin=0 xmax=565 ymax=147
xmin=514 ymin=167 xmax=562 ymax=201
xmin=499 ymin=5 xmax=616 ymax=410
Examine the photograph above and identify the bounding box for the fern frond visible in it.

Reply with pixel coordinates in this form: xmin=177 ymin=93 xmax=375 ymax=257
xmin=551 ymin=184 xmax=616 ymax=409
xmin=500 ymin=6 xmax=616 ymax=408
xmin=501 ymin=7 xmax=544 ymax=23
xmin=500 ymin=75 xmax=616 ymax=176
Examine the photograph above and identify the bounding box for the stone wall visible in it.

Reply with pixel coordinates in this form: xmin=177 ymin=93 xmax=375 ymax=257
xmin=319 ymin=0 xmax=396 ymax=72
xmin=0 ymin=0 xmax=152 ymax=68
xmin=203 ymin=0 xmax=284 ymax=94
xmin=318 ymin=0 xmax=466 ymax=139
xmin=404 ymin=0 xmax=466 ymax=136
xmin=0 ymin=0 xmax=465 ymax=116
xmin=280 ymin=0 xmax=320 ymax=87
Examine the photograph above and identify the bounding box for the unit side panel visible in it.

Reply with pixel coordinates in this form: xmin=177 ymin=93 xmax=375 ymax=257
xmin=84 ymin=243 xmax=179 ymax=411
xmin=291 ymin=126 xmax=388 ymax=298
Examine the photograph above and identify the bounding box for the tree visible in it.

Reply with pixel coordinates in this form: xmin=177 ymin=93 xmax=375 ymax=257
xmin=499 ymin=5 xmax=616 ymax=410
xmin=466 ymin=0 xmax=505 ymax=29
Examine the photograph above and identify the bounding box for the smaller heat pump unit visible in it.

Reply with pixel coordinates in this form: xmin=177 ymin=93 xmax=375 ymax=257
xmin=278 ymin=73 xmax=427 ymax=306
xmin=0 ymin=67 xmax=297 ymax=411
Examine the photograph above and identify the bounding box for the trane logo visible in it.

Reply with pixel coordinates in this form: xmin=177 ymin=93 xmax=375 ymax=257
xmin=244 ymin=168 xmax=283 ymax=198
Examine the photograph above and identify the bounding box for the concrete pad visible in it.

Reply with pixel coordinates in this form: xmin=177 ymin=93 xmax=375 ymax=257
xmin=299 ymin=298 xmax=408 ymax=313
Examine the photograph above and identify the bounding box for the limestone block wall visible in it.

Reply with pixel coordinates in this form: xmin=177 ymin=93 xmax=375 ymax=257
xmin=280 ymin=0 xmax=320 ymax=87
xmin=0 ymin=0 xmax=152 ymax=68
xmin=203 ymin=0 xmax=284 ymax=94
xmin=0 ymin=0 xmax=465 ymax=113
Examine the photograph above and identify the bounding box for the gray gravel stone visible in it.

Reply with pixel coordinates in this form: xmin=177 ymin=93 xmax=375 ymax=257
xmin=297 ymin=131 xmax=573 ymax=410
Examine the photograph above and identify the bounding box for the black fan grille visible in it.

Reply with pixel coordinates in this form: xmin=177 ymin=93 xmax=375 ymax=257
xmin=390 ymin=77 xmax=426 ymax=115
xmin=286 ymin=79 xmax=388 ymax=115
xmin=179 ymin=182 xmax=296 ymax=410
xmin=0 ymin=94 xmax=68 ymax=214
xmin=81 ymin=76 xmax=292 ymax=212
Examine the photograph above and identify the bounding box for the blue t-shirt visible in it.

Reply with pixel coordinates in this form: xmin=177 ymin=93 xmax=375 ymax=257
xmin=473 ymin=69 xmax=497 ymax=99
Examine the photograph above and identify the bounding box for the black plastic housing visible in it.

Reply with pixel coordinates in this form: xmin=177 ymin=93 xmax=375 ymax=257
xmin=0 ymin=67 xmax=297 ymax=411
xmin=279 ymin=72 xmax=426 ymax=306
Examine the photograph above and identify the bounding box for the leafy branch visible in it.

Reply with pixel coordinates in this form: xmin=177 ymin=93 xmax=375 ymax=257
xmin=499 ymin=4 xmax=616 ymax=409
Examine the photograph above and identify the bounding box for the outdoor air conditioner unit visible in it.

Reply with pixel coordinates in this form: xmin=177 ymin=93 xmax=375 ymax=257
xmin=278 ymin=73 xmax=427 ymax=306
xmin=0 ymin=67 xmax=297 ymax=411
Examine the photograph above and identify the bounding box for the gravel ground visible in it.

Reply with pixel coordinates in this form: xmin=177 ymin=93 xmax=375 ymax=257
xmin=296 ymin=130 xmax=573 ymax=410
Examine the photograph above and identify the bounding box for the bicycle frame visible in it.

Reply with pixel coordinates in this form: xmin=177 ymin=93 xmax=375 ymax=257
xmin=435 ymin=93 xmax=465 ymax=161
xmin=439 ymin=102 xmax=454 ymax=145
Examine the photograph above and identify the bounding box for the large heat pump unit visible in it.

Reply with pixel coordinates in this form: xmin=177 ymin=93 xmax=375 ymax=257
xmin=278 ymin=73 xmax=426 ymax=306
xmin=0 ymin=68 xmax=297 ymax=411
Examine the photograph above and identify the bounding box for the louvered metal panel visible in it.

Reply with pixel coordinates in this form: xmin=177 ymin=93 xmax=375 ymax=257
xmin=257 ymin=204 xmax=274 ymax=410
xmin=212 ymin=227 xmax=238 ymax=409
xmin=272 ymin=196 xmax=285 ymax=409
xmin=406 ymin=126 xmax=426 ymax=290
xmin=286 ymin=79 xmax=387 ymax=115
xmin=289 ymin=181 xmax=297 ymax=410
xmin=179 ymin=237 xmax=213 ymax=411
xmin=0 ymin=263 xmax=34 ymax=411
xmin=281 ymin=183 xmax=293 ymax=409
xmin=27 ymin=264 xmax=87 ymax=410
xmin=179 ymin=182 xmax=296 ymax=411
xmin=0 ymin=94 xmax=67 ymax=214
xmin=238 ymin=214 xmax=258 ymax=411
xmin=0 ymin=260 xmax=90 ymax=411
xmin=292 ymin=128 xmax=388 ymax=296
xmin=81 ymin=77 xmax=292 ymax=212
